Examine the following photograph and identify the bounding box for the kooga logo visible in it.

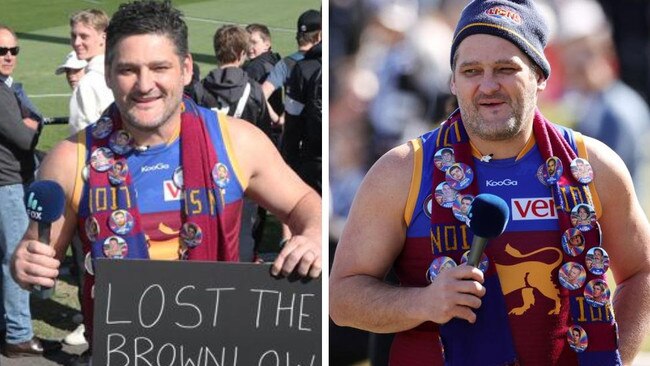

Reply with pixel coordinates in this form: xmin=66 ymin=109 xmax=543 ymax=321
xmin=141 ymin=163 xmax=170 ymax=173
xmin=486 ymin=179 xmax=518 ymax=187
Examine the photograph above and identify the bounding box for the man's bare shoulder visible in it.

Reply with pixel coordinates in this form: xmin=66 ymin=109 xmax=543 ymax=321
xmin=38 ymin=135 xmax=79 ymax=197
xmin=583 ymin=136 xmax=631 ymax=187
xmin=363 ymin=142 xmax=415 ymax=191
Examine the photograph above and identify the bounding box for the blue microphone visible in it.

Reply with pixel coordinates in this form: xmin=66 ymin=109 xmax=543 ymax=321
xmin=25 ymin=180 xmax=65 ymax=298
xmin=466 ymin=194 xmax=509 ymax=267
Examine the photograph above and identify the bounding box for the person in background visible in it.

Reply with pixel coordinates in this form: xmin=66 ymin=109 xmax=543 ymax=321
xmin=0 ymin=24 xmax=58 ymax=358
xmin=68 ymin=8 xmax=114 ymax=135
xmin=55 ymin=51 xmax=87 ymax=89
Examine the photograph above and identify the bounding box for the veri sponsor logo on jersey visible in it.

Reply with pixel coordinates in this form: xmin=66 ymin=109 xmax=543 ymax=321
xmin=511 ymin=197 xmax=557 ymax=220
xmin=163 ymin=180 xmax=182 ymax=201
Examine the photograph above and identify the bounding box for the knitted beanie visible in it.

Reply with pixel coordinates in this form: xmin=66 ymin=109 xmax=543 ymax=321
xmin=450 ymin=0 xmax=551 ymax=78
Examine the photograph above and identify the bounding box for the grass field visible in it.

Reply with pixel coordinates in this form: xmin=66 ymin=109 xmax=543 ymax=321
xmin=4 ymin=0 xmax=318 ymax=347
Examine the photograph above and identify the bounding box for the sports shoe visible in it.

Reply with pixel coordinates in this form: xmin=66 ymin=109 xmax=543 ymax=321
xmin=63 ymin=324 xmax=87 ymax=346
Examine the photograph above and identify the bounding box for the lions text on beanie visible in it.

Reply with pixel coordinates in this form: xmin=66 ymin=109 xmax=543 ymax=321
xmin=450 ymin=0 xmax=551 ymax=78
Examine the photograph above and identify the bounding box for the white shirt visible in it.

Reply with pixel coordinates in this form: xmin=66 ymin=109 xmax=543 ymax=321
xmin=69 ymin=54 xmax=114 ymax=135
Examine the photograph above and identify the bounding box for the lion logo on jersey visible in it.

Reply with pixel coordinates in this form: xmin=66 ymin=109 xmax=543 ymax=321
xmin=495 ymin=244 xmax=563 ymax=316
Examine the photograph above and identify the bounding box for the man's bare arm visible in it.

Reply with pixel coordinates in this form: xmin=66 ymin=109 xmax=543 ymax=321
xmin=587 ymin=136 xmax=650 ymax=364
xmin=329 ymin=142 xmax=485 ymax=333
xmin=226 ymin=116 xmax=321 ymax=277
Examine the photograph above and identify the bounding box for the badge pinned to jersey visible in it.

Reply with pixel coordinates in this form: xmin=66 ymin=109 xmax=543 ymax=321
xmin=85 ymin=216 xmax=100 ymax=242
xmin=542 ymin=156 xmax=563 ymax=185
xmin=172 ymin=166 xmax=184 ymax=189
xmin=567 ymin=325 xmax=588 ymax=353
xmin=84 ymin=252 xmax=94 ymax=276
xmin=102 ymin=236 xmax=128 ymax=259
xmin=561 ymin=228 xmax=585 ymax=257
xmin=584 ymin=279 xmax=610 ymax=308
xmin=460 ymin=250 xmax=489 ymax=273
xmin=558 ymin=262 xmax=586 ymax=290
xmin=445 ymin=163 xmax=473 ymax=191
xmin=452 ymin=194 xmax=474 ymax=223
xmin=81 ymin=164 xmax=90 ymax=182
xmin=108 ymin=159 xmax=129 ymax=186
xmin=180 ymin=222 xmax=203 ymax=249
xmin=434 ymin=147 xmax=455 ymax=172
xmin=434 ymin=181 xmax=458 ymax=209
xmin=90 ymin=147 xmax=115 ymax=172
xmin=212 ymin=163 xmax=230 ymax=189
xmin=108 ymin=209 xmax=134 ymax=235
xmin=426 ymin=256 xmax=457 ymax=283
xmin=570 ymin=158 xmax=594 ymax=184
xmin=109 ymin=129 xmax=134 ymax=156
xmin=585 ymin=247 xmax=610 ymax=275
xmin=570 ymin=203 xmax=597 ymax=232
xmin=91 ymin=116 xmax=114 ymax=139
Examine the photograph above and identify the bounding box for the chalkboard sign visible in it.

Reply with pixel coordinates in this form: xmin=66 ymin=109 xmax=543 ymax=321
xmin=92 ymin=259 xmax=321 ymax=365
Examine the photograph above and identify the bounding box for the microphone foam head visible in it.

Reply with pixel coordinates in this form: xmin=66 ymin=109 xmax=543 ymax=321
xmin=25 ymin=180 xmax=65 ymax=223
xmin=467 ymin=193 xmax=510 ymax=238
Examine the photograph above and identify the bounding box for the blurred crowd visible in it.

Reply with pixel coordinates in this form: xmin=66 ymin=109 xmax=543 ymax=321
xmin=329 ymin=0 xmax=650 ymax=364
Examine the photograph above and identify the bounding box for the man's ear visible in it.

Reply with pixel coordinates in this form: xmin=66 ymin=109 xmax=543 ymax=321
xmin=537 ymin=74 xmax=547 ymax=91
xmin=450 ymin=75 xmax=457 ymax=96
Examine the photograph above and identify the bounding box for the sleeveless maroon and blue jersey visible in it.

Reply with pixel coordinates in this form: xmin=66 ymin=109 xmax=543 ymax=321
xmin=72 ymin=109 xmax=245 ymax=260
xmin=391 ymin=126 xmax=605 ymax=365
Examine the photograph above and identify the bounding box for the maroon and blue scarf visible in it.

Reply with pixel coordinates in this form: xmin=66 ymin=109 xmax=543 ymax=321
xmin=430 ymin=109 xmax=620 ymax=365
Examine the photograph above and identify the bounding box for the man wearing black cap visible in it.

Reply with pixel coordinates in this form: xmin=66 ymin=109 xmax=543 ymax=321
xmin=330 ymin=1 xmax=650 ymax=365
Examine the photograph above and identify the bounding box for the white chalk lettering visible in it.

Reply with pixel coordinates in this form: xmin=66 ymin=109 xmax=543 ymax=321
xmin=134 ymin=337 xmax=154 ymax=366
xmin=139 ymin=284 xmax=165 ymax=328
xmin=258 ymin=350 xmax=279 ymax=366
xmin=107 ymin=333 xmax=129 ymax=366
xmin=298 ymin=294 xmax=315 ymax=331
xmin=106 ymin=283 xmax=132 ymax=325
xmin=180 ymin=345 xmax=204 ymax=366
xmin=174 ymin=285 xmax=202 ymax=329
xmin=157 ymin=343 xmax=177 ymax=366
xmin=206 ymin=287 xmax=235 ymax=327
xmin=276 ymin=292 xmax=296 ymax=328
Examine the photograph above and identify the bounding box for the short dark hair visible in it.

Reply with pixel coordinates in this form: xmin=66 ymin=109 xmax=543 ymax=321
xmin=296 ymin=29 xmax=320 ymax=47
xmin=213 ymin=25 xmax=249 ymax=65
xmin=246 ymin=23 xmax=271 ymax=42
xmin=105 ymin=0 xmax=188 ymax=66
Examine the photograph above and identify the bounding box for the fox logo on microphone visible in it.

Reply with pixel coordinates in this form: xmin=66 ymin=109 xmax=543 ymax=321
xmin=24 ymin=180 xmax=66 ymax=224
xmin=26 ymin=192 xmax=44 ymax=221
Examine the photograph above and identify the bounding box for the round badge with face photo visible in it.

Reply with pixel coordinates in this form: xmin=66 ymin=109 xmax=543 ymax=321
xmin=84 ymin=252 xmax=94 ymax=276
xmin=426 ymin=256 xmax=457 ymax=283
xmin=558 ymin=262 xmax=586 ymax=290
xmin=452 ymin=194 xmax=474 ymax=223
xmin=108 ymin=159 xmax=129 ymax=186
xmin=460 ymin=250 xmax=489 ymax=273
xmin=212 ymin=163 xmax=230 ymax=189
xmin=90 ymin=147 xmax=115 ymax=172
xmin=585 ymin=247 xmax=610 ymax=276
xmin=91 ymin=116 xmax=114 ymax=139
xmin=434 ymin=148 xmax=455 ymax=172
xmin=570 ymin=158 xmax=594 ymax=184
xmin=584 ymin=279 xmax=610 ymax=307
xmin=180 ymin=222 xmax=203 ymax=248
xmin=542 ymin=156 xmax=563 ymax=184
xmin=84 ymin=216 xmax=100 ymax=242
xmin=536 ymin=164 xmax=549 ymax=186
xmin=103 ymin=236 xmax=128 ymax=259
xmin=567 ymin=325 xmax=588 ymax=353
xmin=435 ymin=182 xmax=458 ymax=209
xmin=445 ymin=163 xmax=473 ymax=191
xmin=109 ymin=129 xmax=134 ymax=155
xmin=108 ymin=209 xmax=134 ymax=235
xmin=172 ymin=166 xmax=184 ymax=189
xmin=570 ymin=203 xmax=597 ymax=232
xmin=561 ymin=228 xmax=585 ymax=257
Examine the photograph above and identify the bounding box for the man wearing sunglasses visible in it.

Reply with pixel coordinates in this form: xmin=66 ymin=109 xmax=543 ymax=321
xmin=0 ymin=25 xmax=56 ymax=358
